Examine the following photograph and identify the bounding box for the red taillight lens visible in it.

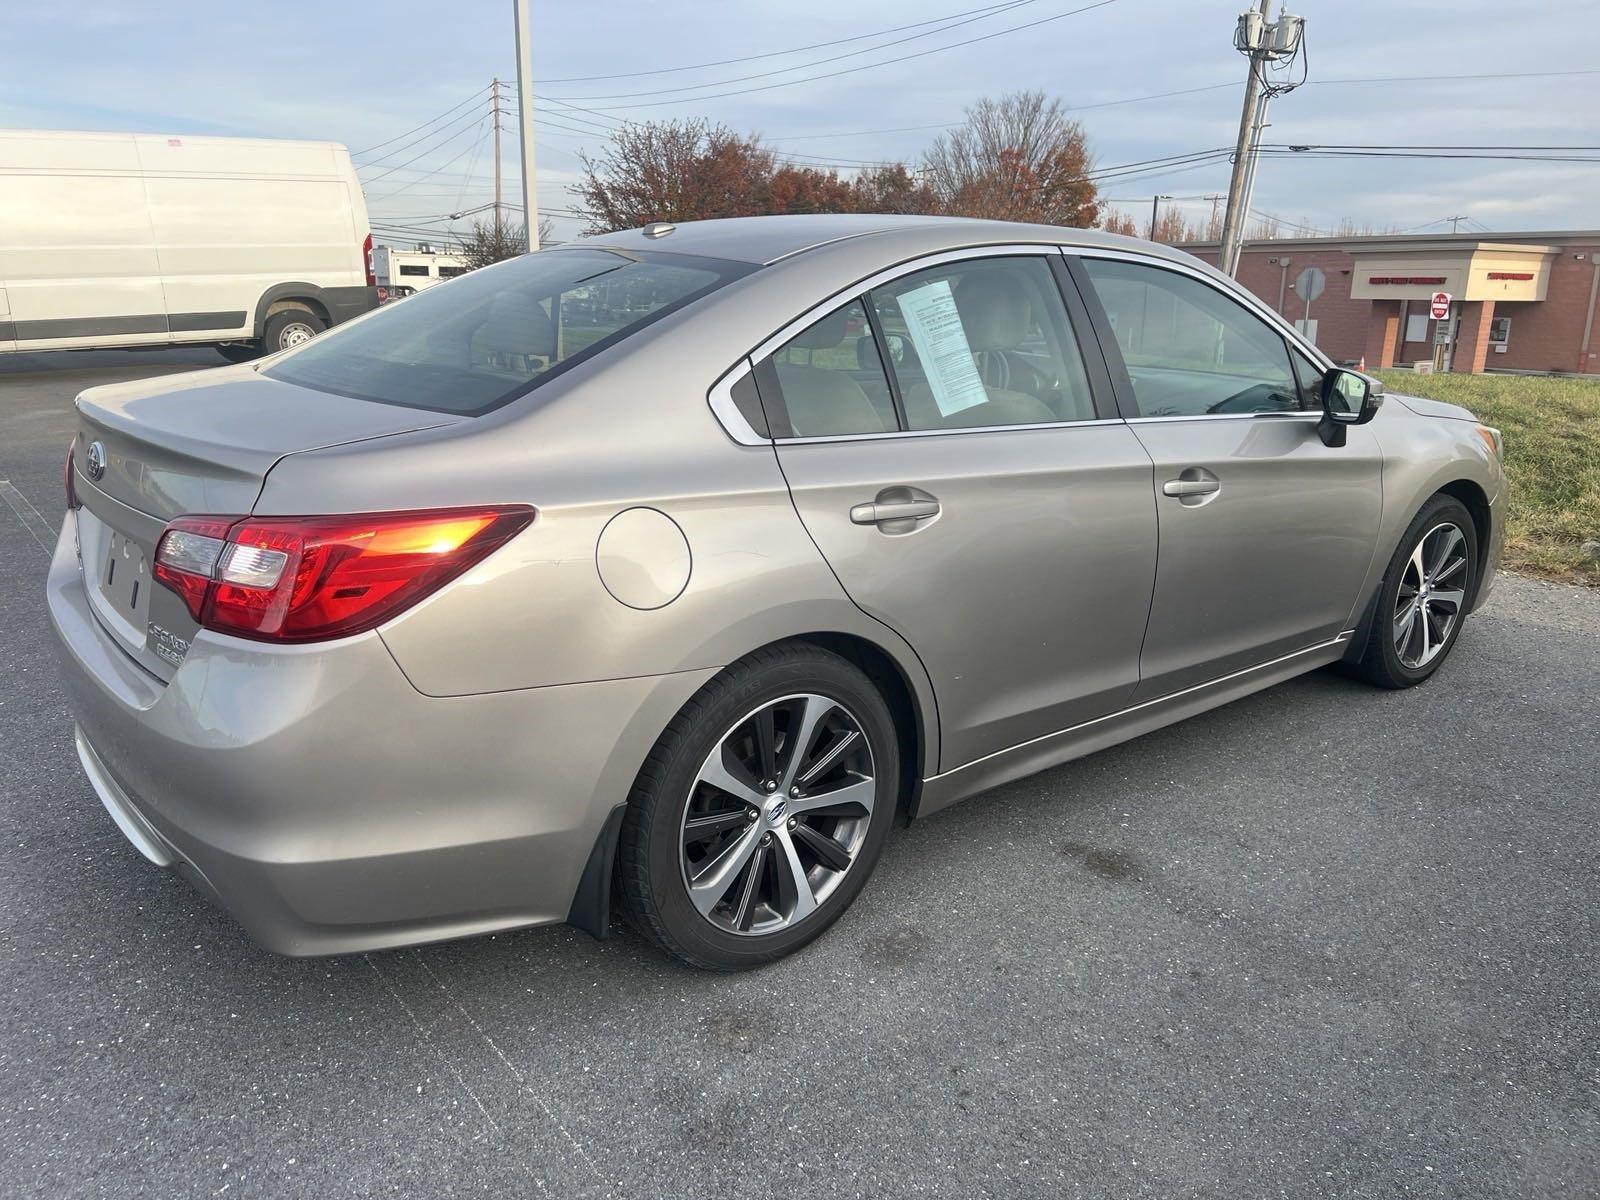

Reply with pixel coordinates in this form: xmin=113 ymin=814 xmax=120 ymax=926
xmin=65 ymin=441 xmax=78 ymax=510
xmin=152 ymin=506 xmax=532 ymax=643
xmin=363 ymin=233 xmax=375 ymax=287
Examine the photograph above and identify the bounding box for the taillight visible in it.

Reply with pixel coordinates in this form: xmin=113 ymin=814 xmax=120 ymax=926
xmin=363 ymin=233 xmax=375 ymax=287
xmin=65 ymin=441 xmax=78 ymax=510
xmin=153 ymin=506 xmax=532 ymax=643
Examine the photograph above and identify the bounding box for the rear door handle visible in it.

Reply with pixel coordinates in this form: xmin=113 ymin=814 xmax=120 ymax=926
xmin=850 ymin=498 xmax=941 ymax=524
xmin=1161 ymin=478 xmax=1219 ymax=497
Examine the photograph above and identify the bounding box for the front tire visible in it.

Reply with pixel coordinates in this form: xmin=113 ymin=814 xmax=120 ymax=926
xmin=618 ymin=644 xmax=899 ymax=971
xmin=263 ymin=307 xmax=326 ymax=353
xmin=1355 ymin=495 xmax=1478 ymax=688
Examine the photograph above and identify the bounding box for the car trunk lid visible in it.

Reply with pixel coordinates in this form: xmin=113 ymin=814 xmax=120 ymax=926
xmin=70 ymin=365 xmax=462 ymax=681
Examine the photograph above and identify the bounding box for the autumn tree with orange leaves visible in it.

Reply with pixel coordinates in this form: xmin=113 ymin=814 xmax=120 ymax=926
xmin=925 ymin=91 xmax=1100 ymax=226
xmin=577 ymin=120 xmax=938 ymax=232
xmin=576 ymin=93 xmax=1108 ymax=233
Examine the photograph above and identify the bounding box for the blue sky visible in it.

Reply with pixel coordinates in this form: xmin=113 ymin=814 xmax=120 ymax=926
xmin=3 ymin=1 xmax=1596 ymax=247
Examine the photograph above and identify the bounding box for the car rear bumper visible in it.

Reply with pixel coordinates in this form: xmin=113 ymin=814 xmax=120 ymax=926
xmin=47 ymin=515 xmax=713 ymax=956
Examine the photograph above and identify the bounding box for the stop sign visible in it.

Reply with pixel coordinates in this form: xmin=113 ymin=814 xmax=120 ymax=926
xmin=1430 ymin=291 xmax=1452 ymax=320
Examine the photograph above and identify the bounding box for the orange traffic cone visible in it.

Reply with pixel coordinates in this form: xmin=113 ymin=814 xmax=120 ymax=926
xmin=1358 ymin=355 xmax=1367 ymax=372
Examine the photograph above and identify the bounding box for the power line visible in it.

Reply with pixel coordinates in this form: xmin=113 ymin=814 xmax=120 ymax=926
xmin=546 ymin=1 xmax=1043 ymax=101
xmin=364 ymin=123 xmax=495 ymax=199
xmin=551 ymin=0 xmax=1120 ymax=112
xmin=1276 ymin=142 xmax=1600 ymax=150
xmin=755 ymin=67 xmax=1600 ymax=147
xmin=535 ymin=0 xmax=1034 ymax=83
xmin=351 ymin=84 xmax=493 ymax=158
xmin=1313 ymin=67 xmax=1600 ymax=87
xmin=1262 ymin=147 xmax=1600 ymax=163
xmin=358 ymin=108 xmax=487 ymax=183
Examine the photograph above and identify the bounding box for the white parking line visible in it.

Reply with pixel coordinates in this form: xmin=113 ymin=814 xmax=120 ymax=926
xmin=0 ymin=480 xmax=55 ymax=556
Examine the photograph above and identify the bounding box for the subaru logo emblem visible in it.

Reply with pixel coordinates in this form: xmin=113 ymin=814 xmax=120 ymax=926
xmin=769 ymin=798 xmax=787 ymax=823
xmin=85 ymin=440 xmax=107 ymax=482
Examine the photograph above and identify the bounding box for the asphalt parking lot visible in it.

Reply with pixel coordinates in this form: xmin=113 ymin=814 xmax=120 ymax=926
xmin=1 ymin=350 xmax=1596 ymax=1199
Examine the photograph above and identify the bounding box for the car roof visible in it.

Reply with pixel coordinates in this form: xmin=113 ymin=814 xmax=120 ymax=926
xmin=573 ymin=213 xmax=1196 ymax=269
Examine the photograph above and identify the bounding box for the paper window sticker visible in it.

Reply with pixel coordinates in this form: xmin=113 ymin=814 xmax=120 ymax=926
xmin=896 ymin=279 xmax=989 ymax=417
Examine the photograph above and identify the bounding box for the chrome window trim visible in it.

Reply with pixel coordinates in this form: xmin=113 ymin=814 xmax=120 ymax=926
xmin=772 ymin=417 xmax=1126 ymax=447
xmin=751 ymin=243 xmax=1063 ymax=363
xmin=1063 ymin=244 xmax=1336 ymax=375
xmin=1123 ymin=412 xmax=1322 ymax=425
xmin=747 ymin=243 xmax=1105 ymax=444
xmin=706 ymin=358 xmax=766 ymax=446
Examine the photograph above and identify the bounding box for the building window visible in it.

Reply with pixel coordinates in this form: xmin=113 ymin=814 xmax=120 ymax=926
xmin=1489 ymin=316 xmax=1511 ymax=345
xmin=398 ymin=264 xmax=431 ymax=277
xmin=1405 ymin=313 xmax=1430 ymax=344
xmin=438 ymin=265 xmax=468 ymax=279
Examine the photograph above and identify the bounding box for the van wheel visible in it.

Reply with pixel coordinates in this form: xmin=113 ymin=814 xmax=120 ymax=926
xmin=264 ymin=308 xmax=326 ymax=352
xmin=217 ymin=343 xmax=260 ymax=363
xmin=618 ymin=644 xmax=899 ymax=971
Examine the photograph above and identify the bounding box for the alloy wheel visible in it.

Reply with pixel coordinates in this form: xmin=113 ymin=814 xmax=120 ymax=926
xmin=1393 ymin=521 xmax=1469 ymax=670
xmin=679 ymin=693 xmax=875 ymax=936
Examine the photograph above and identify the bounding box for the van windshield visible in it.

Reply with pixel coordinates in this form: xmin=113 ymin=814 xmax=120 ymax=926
xmin=264 ymin=247 xmax=749 ymax=414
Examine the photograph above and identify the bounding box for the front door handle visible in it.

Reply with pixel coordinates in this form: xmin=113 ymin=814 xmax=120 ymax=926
xmin=1161 ymin=467 xmax=1221 ymax=507
xmin=1161 ymin=478 xmax=1219 ymax=497
xmin=850 ymin=498 xmax=941 ymax=525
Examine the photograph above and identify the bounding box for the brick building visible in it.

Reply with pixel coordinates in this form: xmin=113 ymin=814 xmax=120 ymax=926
xmin=1184 ymin=230 xmax=1600 ymax=375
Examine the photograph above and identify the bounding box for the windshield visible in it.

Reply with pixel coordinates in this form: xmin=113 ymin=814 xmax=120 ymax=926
xmin=264 ymin=248 xmax=749 ymax=415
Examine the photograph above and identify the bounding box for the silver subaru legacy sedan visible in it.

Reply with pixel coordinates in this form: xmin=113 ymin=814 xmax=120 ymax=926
xmin=50 ymin=215 xmax=1505 ymax=970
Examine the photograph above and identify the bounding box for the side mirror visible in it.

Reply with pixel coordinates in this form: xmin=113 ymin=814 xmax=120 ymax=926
xmin=1317 ymin=368 xmax=1384 ymax=447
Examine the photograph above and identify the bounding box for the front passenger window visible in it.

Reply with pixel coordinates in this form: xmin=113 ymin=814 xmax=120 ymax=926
xmin=1081 ymin=258 xmax=1300 ymax=417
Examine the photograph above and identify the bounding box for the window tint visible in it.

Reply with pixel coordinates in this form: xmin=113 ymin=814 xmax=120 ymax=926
xmin=758 ymin=299 xmax=897 ymax=437
xmin=1082 ymin=259 xmax=1300 ymax=417
xmin=264 ymin=248 xmax=747 ymax=414
xmin=869 ymin=256 xmax=1096 ymax=429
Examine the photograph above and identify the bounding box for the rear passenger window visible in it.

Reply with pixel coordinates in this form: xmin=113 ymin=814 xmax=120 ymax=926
xmin=869 ymin=256 xmax=1096 ymax=429
xmin=757 ymin=300 xmax=897 ymax=437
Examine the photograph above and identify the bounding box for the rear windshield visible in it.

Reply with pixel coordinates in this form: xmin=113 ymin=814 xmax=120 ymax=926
xmin=264 ymin=247 xmax=749 ymax=414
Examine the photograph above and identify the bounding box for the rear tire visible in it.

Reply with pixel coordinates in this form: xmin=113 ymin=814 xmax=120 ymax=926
xmin=1354 ymin=494 xmax=1477 ymax=689
xmin=263 ymin=307 xmax=326 ymax=353
xmin=618 ymin=643 xmax=899 ymax=971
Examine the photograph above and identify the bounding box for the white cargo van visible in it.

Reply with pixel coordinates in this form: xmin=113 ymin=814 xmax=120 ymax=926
xmin=0 ymin=129 xmax=378 ymax=358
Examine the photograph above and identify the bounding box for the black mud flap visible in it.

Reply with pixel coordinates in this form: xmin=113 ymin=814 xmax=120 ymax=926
xmin=566 ymin=804 xmax=626 ymax=940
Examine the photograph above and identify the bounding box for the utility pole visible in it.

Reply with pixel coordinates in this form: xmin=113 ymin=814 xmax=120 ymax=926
xmin=1218 ymin=5 xmax=1305 ymax=276
xmin=1236 ymin=92 xmax=1272 ymax=245
xmin=1149 ymin=194 xmax=1170 ymax=241
xmin=1218 ymin=0 xmax=1271 ymax=276
xmin=513 ymin=0 xmax=539 ymax=250
xmin=491 ymin=78 xmax=503 ymax=238
xmin=1446 ymin=214 xmax=1468 ymax=233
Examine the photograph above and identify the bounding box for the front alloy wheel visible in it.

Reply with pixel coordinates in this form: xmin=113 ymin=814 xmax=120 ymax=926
xmin=1393 ymin=522 xmax=1469 ymax=670
xmin=681 ymin=694 xmax=875 ymax=935
xmin=1354 ymin=494 xmax=1478 ymax=689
